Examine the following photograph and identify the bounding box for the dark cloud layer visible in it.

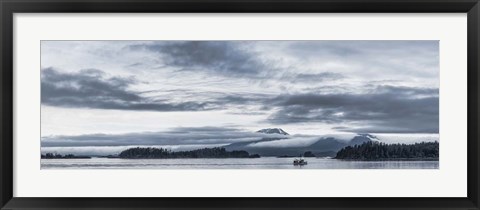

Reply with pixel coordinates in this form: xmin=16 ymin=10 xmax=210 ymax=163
xmin=267 ymin=86 xmax=439 ymax=133
xmin=41 ymin=68 xmax=211 ymax=111
xmin=42 ymin=67 xmax=438 ymax=133
xmin=41 ymin=41 xmax=440 ymax=134
xmin=130 ymin=41 xmax=268 ymax=77
xmin=41 ymin=127 xmax=272 ymax=147
xmin=291 ymin=72 xmax=344 ymax=83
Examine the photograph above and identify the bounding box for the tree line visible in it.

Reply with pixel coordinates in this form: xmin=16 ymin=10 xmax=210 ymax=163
xmin=41 ymin=153 xmax=91 ymax=159
xmin=119 ymin=147 xmax=261 ymax=159
xmin=335 ymin=141 xmax=439 ymax=160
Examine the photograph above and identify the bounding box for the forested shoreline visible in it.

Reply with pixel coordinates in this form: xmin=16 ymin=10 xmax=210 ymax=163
xmin=41 ymin=142 xmax=439 ymax=161
xmin=335 ymin=141 xmax=439 ymax=160
xmin=41 ymin=153 xmax=91 ymax=159
xmin=118 ymin=147 xmax=261 ymax=159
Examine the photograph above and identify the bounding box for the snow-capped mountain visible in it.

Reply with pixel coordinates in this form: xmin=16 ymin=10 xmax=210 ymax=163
xmin=256 ymin=128 xmax=289 ymax=135
xmin=227 ymin=131 xmax=379 ymax=157
xmin=225 ymin=129 xmax=437 ymax=157
xmin=349 ymin=134 xmax=380 ymax=145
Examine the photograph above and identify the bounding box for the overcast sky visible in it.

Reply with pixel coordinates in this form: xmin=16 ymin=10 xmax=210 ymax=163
xmin=41 ymin=40 xmax=439 ymax=149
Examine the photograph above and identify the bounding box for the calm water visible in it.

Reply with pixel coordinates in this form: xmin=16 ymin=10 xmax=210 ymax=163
xmin=41 ymin=157 xmax=438 ymax=169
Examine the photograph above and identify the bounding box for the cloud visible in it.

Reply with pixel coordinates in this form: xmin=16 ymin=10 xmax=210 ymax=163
xmin=129 ymin=41 xmax=270 ymax=77
xmin=40 ymin=41 xmax=440 ymax=136
xmin=41 ymin=68 xmax=213 ymax=111
xmin=41 ymin=127 xmax=277 ymax=147
xmin=247 ymin=136 xmax=322 ymax=148
xmin=41 ymin=67 xmax=439 ymax=133
xmin=288 ymin=41 xmax=438 ymax=56
xmin=267 ymin=86 xmax=439 ymax=133
xmin=288 ymin=72 xmax=344 ymax=84
xmin=286 ymin=41 xmax=439 ymax=79
xmin=375 ymin=85 xmax=438 ymax=98
xmin=41 ymin=67 xmax=281 ymax=113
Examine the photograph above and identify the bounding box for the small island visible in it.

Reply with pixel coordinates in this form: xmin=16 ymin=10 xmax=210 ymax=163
xmin=335 ymin=141 xmax=439 ymax=161
xmin=41 ymin=153 xmax=91 ymax=159
xmin=118 ymin=147 xmax=261 ymax=159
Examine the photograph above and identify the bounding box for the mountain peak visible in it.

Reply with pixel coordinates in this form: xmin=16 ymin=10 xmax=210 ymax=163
xmin=349 ymin=133 xmax=379 ymax=146
xmin=257 ymin=128 xmax=289 ymax=135
xmin=358 ymin=133 xmax=379 ymax=140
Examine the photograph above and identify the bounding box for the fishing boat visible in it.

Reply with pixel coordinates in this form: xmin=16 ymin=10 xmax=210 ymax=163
xmin=293 ymin=158 xmax=307 ymax=166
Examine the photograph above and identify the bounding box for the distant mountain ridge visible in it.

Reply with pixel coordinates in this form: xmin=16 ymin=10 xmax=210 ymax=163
xmin=225 ymin=129 xmax=378 ymax=157
xmin=256 ymin=128 xmax=289 ymax=135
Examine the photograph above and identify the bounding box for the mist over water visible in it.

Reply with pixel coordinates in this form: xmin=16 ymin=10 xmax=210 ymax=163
xmin=41 ymin=157 xmax=438 ymax=169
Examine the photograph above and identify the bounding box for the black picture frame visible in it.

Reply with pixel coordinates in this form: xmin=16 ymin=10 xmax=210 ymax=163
xmin=1 ymin=0 xmax=479 ymax=209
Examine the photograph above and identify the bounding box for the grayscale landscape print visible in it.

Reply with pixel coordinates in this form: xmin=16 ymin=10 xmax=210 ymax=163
xmin=41 ymin=41 xmax=439 ymax=169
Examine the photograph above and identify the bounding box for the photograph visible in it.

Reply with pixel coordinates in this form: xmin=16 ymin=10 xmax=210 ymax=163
xmin=40 ymin=40 xmax=440 ymax=169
